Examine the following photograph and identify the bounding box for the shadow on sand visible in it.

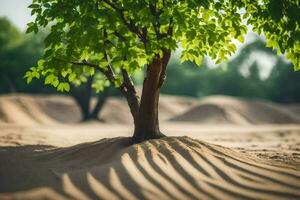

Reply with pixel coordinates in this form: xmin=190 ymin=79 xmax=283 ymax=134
xmin=1 ymin=137 xmax=300 ymax=200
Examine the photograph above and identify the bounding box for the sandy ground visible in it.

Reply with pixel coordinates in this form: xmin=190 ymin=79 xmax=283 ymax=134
xmin=0 ymin=94 xmax=300 ymax=199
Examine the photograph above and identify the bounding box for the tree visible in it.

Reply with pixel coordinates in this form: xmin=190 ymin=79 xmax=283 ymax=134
xmin=0 ymin=17 xmax=50 ymax=93
xmin=25 ymin=0 xmax=299 ymax=142
xmin=0 ymin=17 xmax=22 ymax=51
xmin=0 ymin=18 xmax=22 ymax=93
xmin=71 ymin=75 xmax=112 ymax=121
xmin=0 ymin=17 xmax=112 ymax=121
xmin=267 ymin=59 xmax=300 ymax=103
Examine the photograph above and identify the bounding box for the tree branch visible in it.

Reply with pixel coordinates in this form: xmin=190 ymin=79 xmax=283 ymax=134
xmin=54 ymin=57 xmax=126 ymax=94
xmin=113 ymin=31 xmax=126 ymax=41
xmin=121 ymin=68 xmax=140 ymax=123
xmin=55 ymin=56 xmax=140 ymax=121
xmin=103 ymin=52 xmax=118 ymax=82
xmin=102 ymin=0 xmax=142 ymax=39
xmin=167 ymin=17 xmax=173 ymax=35
xmin=55 ymin=58 xmax=104 ymax=72
xmin=121 ymin=68 xmax=137 ymax=94
xmin=149 ymin=3 xmax=161 ymax=39
xmin=101 ymin=0 xmax=148 ymax=50
xmin=158 ymin=49 xmax=171 ymax=88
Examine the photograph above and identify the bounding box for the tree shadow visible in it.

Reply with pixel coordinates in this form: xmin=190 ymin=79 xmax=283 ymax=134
xmin=1 ymin=137 xmax=300 ymax=200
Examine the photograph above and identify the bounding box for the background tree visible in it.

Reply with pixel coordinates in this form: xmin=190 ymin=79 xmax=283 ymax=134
xmin=25 ymin=0 xmax=299 ymax=142
xmin=267 ymin=59 xmax=300 ymax=103
xmin=0 ymin=17 xmax=50 ymax=93
xmin=162 ymin=37 xmax=299 ymax=102
xmin=70 ymin=74 xmax=113 ymax=121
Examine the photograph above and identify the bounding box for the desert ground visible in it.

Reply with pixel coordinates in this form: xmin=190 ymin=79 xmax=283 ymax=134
xmin=0 ymin=94 xmax=300 ymax=200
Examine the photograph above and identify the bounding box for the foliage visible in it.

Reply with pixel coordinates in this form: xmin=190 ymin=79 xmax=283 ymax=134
xmin=0 ymin=17 xmax=52 ymax=93
xmin=25 ymin=0 xmax=299 ymax=94
xmin=241 ymin=0 xmax=300 ymax=70
xmin=267 ymin=59 xmax=300 ymax=103
xmin=26 ymin=0 xmax=266 ymax=90
xmin=0 ymin=18 xmax=22 ymax=50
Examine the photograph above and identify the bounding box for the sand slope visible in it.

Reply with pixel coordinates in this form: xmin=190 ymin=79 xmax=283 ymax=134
xmin=0 ymin=94 xmax=194 ymax=125
xmin=171 ymin=96 xmax=300 ymax=125
xmin=0 ymin=95 xmax=58 ymax=126
xmin=1 ymin=94 xmax=299 ymax=126
xmin=0 ymin=137 xmax=300 ymax=200
xmin=0 ymin=94 xmax=300 ymax=199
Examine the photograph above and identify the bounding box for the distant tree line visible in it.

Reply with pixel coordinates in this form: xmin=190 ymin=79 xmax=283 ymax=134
xmin=161 ymin=38 xmax=300 ymax=103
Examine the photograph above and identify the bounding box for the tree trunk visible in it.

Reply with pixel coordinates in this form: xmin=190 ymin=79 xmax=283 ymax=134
xmin=89 ymin=87 xmax=111 ymax=120
xmin=71 ymin=76 xmax=93 ymax=121
xmin=132 ymin=51 xmax=170 ymax=142
xmin=72 ymin=89 xmax=92 ymax=121
xmin=3 ymin=73 xmax=16 ymax=93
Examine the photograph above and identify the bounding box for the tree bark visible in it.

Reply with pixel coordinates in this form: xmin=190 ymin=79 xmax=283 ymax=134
xmin=132 ymin=51 xmax=171 ymax=142
xmin=121 ymin=69 xmax=140 ymax=126
xmin=71 ymin=76 xmax=94 ymax=121
xmin=68 ymin=50 xmax=171 ymax=142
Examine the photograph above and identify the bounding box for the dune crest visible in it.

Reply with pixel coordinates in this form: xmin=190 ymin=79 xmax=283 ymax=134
xmin=0 ymin=95 xmax=58 ymax=126
xmin=171 ymin=96 xmax=300 ymax=124
xmin=0 ymin=94 xmax=194 ymax=125
xmin=1 ymin=137 xmax=299 ymax=200
xmin=1 ymin=94 xmax=300 ymax=126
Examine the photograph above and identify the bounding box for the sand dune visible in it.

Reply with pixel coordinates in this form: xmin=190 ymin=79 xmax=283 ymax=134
xmin=0 ymin=96 xmax=55 ymax=126
xmin=171 ymin=96 xmax=300 ymax=125
xmin=1 ymin=94 xmax=299 ymax=126
xmin=1 ymin=94 xmax=300 ymax=126
xmin=0 ymin=137 xmax=299 ymax=200
xmin=287 ymin=104 xmax=300 ymax=115
xmin=0 ymin=94 xmax=194 ymax=125
xmin=0 ymin=94 xmax=300 ymax=199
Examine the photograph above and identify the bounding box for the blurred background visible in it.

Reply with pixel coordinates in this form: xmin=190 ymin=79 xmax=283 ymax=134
xmin=1 ymin=0 xmax=300 ymax=124
xmin=1 ymin=2 xmax=300 ymax=198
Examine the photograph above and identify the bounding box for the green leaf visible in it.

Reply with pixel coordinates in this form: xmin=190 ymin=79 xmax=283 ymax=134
xmin=57 ymin=82 xmax=70 ymax=92
xmin=237 ymin=35 xmax=244 ymax=43
xmin=24 ymin=71 xmax=33 ymax=84
xmin=28 ymin=4 xmax=39 ymax=9
xmin=61 ymin=68 xmax=72 ymax=77
xmin=68 ymin=73 xmax=76 ymax=82
xmin=52 ymin=79 xmax=59 ymax=87
xmin=215 ymin=58 xmax=222 ymax=64
xmin=45 ymin=74 xmax=56 ymax=85
xmin=193 ymin=55 xmax=203 ymax=66
xmin=26 ymin=27 xmax=33 ymax=34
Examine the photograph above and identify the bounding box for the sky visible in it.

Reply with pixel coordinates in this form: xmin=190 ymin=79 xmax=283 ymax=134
xmin=0 ymin=0 xmax=33 ymax=31
xmin=0 ymin=0 xmax=276 ymax=78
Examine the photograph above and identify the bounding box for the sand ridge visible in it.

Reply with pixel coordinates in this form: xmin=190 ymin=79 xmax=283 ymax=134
xmin=1 ymin=94 xmax=300 ymax=126
xmin=0 ymin=137 xmax=299 ymax=200
xmin=0 ymin=94 xmax=195 ymax=125
xmin=171 ymin=96 xmax=300 ymax=124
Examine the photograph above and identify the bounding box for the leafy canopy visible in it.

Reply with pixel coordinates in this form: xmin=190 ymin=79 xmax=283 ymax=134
xmin=25 ymin=0 xmax=299 ymax=92
xmin=243 ymin=0 xmax=300 ymax=70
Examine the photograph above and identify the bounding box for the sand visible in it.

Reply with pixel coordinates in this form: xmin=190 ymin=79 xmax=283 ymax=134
xmin=171 ymin=96 xmax=300 ymax=124
xmin=0 ymin=94 xmax=194 ymax=125
xmin=0 ymin=94 xmax=300 ymax=199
